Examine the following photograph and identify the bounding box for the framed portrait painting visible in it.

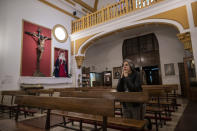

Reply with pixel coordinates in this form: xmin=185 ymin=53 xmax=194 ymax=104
xmin=164 ymin=63 xmax=175 ymax=76
xmin=53 ymin=48 xmax=68 ymax=77
xmin=113 ymin=67 xmax=122 ymax=79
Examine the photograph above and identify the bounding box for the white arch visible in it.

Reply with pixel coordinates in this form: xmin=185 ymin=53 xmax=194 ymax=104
xmin=77 ymin=19 xmax=186 ymax=55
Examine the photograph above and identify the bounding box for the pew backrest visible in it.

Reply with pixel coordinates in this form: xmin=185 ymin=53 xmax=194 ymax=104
xmin=50 ymin=87 xmax=80 ymax=92
xmin=15 ymin=95 xmax=114 ymax=117
xmin=1 ymin=90 xmax=26 ymax=105
xmin=142 ymin=84 xmax=178 ymax=92
xmin=60 ymin=91 xmax=149 ymax=103
xmin=143 ymin=88 xmax=166 ymax=97
xmin=26 ymin=89 xmax=54 ymax=96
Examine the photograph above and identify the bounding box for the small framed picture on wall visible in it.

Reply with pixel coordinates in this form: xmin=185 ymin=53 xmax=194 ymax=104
xmin=164 ymin=63 xmax=175 ymax=76
xmin=113 ymin=67 xmax=122 ymax=79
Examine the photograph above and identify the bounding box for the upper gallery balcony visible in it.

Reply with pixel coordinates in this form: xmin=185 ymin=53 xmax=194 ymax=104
xmin=72 ymin=0 xmax=164 ymax=33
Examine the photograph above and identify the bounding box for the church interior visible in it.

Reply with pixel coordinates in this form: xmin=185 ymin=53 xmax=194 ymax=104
xmin=0 ymin=0 xmax=197 ymax=130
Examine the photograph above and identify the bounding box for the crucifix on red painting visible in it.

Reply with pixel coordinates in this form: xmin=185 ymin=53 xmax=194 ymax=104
xmin=25 ymin=28 xmax=51 ymax=76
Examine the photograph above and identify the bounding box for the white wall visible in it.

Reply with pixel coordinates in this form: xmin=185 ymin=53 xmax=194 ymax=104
xmin=84 ymin=38 xmax=123 ymax=87
xmin=0 ymin=0 xmax=74 ymax=90
xmin=83 ymin=25 xmax=184 ymax=93
xmin=0 ymin=0 xmax=6 ymax=75
xmin=155 ymin=26 xmax=185 ymax=94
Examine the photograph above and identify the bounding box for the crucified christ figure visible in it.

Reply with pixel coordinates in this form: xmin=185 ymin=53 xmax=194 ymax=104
xmin=25 ymin=28 xmax=51 ymax=76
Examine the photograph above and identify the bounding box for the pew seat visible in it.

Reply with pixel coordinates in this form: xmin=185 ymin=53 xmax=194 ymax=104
xmin=51 ymin=110 xmax=147 ymax=130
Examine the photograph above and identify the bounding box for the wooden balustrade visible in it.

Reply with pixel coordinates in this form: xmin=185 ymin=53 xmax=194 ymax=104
xmin=72 ymin=0 xmax=163 ymax=33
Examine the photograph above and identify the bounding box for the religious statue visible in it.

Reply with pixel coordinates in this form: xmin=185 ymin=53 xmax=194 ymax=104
xmin=25 ymin=28 xmax=51 ymax=76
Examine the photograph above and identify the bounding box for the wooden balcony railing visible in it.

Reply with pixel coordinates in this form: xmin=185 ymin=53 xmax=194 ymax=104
xmin=72 ymin=0 xmax=164 ymax=33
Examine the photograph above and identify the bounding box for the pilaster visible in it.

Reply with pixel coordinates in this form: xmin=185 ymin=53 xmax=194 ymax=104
xmin=177 ymin=32 xmax=193 ymax=53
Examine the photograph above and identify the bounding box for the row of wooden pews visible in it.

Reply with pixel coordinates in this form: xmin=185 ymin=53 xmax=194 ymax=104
xmin=14 ymin=90 xmax=148 ymax=131
xmin=0 ymin=84 xmax=180 ymax=131
xmin=59 ymin=91 xmax=149 ymax=130
xmin=142 ymin=84 xmax=180 ymax=131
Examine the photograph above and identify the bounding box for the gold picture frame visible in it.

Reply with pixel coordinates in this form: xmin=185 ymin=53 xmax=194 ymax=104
xmin=113 ymin=67 xmax=122 ymax=79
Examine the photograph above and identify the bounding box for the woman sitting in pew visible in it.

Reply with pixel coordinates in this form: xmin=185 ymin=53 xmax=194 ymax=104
xmin=117 ymin=59 xmax=143 ymax=120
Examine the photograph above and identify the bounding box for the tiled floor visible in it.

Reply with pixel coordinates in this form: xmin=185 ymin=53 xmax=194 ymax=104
xmin=0 ymin=98 xmax=190 ymax=131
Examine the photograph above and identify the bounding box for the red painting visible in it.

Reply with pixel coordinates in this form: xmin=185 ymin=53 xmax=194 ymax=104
xmin=21 ymin=20 xmax=51 ymax=77
xmin=53 ymin=48 xmax=68 ymax=77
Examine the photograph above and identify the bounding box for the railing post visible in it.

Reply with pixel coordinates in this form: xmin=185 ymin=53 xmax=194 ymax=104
xmin=125 ymin=0 xmax=129 ymax=13
xmin=114 ymin=5 xmax=116 ymax=18
xmin=141 ymin=0 xmax=144 ymax=8
xmin=89 ymin=15 xmax=92 ymax=27
xmin=76 ymin=20 xmax=78 ymax=32
xmin=119 ymin=1 xmax=122 ymax=16
xmin=139 ymin=0 xmax=142 ymax=8
xmin=83 ymin=16 xmax=86 ymax=29
xmin=128 ymin=0 xmax=133 ymax=11
xmin=78 ymin=20 xmax=80 ymax=31
xmin=133 ymin=0 xmax=137 ymax=10
xmin=71 ymin=20 xmax=74 ymax=33
xmin=102 ymin=8 xmax=105 ymax=22
xmin=93 ymin=14 xmax=95 ymax=25
xmin=74 ymin=21 xmax=76 ymax=33
xmin=79 ymin=20 xmax=81 ymax=30
xmin=107 ymin=6 xmax=110 ymax=20
xmin=87 ymin=14 xmax=90 ymax=28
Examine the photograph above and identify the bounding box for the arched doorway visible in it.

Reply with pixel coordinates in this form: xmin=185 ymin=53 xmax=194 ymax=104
xmin=122 ymin=33 xmax=161 ymax=85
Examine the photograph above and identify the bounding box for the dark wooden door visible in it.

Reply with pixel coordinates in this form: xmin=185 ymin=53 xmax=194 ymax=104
xmin=122 ymin=33 xmax=161 ymax=84
xmin=178 ymin=62 xmax=187 ymax=97
xmin=143 ymin=66 xmax=160 ymax=85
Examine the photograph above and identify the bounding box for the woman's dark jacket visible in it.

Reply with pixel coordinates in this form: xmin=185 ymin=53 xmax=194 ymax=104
xmin=117 ymin=70 xmax=142 ymax=107
xmin=117 ymin=70 xmax=142 ymax=92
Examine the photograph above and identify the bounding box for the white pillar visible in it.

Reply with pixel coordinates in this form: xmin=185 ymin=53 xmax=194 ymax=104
xmin=186 ymin=1 xmax=197 ymax=78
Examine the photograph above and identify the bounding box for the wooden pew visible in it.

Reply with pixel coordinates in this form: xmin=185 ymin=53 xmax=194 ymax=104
xmin=143 ymin=84 xmax=179 ymax=109
xmin=142 ymin=84 xmax=178 ymax=96
xmin=26 ymin=89 xmax=54 ymax=96
xmin=60 ymin=91 xmax=148 ymax=103
xmin=26 ymin=89 xmax=55 ymax=114
xmin=59 ymin=91 xmax=148 ymax=130
xmin=0 ymin=91 xmax=28 ymax=118
xmin=14 ymin=95 xmax=114 ymax=131
xmin=51 ymin=87 xmax=116 ymax=93
xmin=50 ymin=87 xmax=80 ymax=92
xmin=143 ymin=88 xmax=173 ymax=131
xmin=78 ymin=87 xmax=116 ymax=92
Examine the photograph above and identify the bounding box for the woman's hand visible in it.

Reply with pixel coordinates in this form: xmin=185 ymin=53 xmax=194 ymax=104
xmin=121 ymin=68 xmax=129 ymax=78
xmin=123 ymin=70 xmax=129 ymax=77
xmin=121 ymin=68 xmax=124 ymax=78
